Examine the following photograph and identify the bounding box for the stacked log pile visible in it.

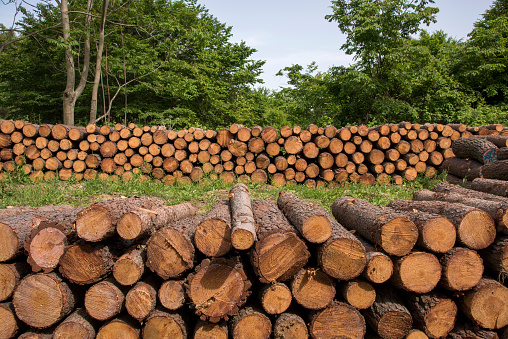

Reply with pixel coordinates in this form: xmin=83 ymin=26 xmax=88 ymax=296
xmin=1 ymin=119 xmax=507 ymax=186
xmin=2 ymin=183 xmax=508 ymax=338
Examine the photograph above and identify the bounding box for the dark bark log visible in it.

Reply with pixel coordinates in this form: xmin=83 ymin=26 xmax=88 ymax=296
xmin=479 ymin=235 xmax=508 ymax=279
xmin=452 ymin=137 xmax=498 ymax=164
xmin=481 ymin=159 xmax=508 ymax=180
xmin=471 ymin=178 xmax=508 ymax=197
xmin=440 ymin=157 xmax=482 ymax=180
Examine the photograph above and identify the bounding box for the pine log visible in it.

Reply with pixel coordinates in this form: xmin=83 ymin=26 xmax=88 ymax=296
xmin=185 ymin=257 xmax=251 ymax=323
xmin=440 ymin=157 xmax=483 ymax=180
xmin=59 ymin=242 xmax=114 ymax=284
xmin=0 ymin=302 xmax=22 ymax=339
xmin=446 ymin=317 xmax=499 ymax=339
xmin=0 ymin=261 xmax=30 ymax=302
xmin=142 ymin=309 xmax=187 ymax=339
xmin=390 ymin=251 xmax=441 ymax=293
xmin=230 ymin=306 xmax=271 ymax=339
xmin=356 ymin=237 xmax=394 ymax=284
xmin=317 ymin=213 xmax=367 ymax=280
xmin=387 ymin=199 xmax=496 ymax=250
xmin=112 ymin=245 xmax=146 ymax=286
xmin=471 ymin=178 xmax=508 ymax=197
xmin=96 ymin=318 xmax=140 ymax=338
xmin=439 ymin=247 xmax=484 ymax=291
xmin=290 ymin=267 xmax=335 ymax=310
xmin=273 ymin=312 xmax=308 ymax=339
xmin=259 ymin=282 xmax=292 ymax=315
xmin=309 ymin=301 xmax=366 ymax=339
xmin=332 ymin=196 xmax=418 ymax=256
xmin=76 ymin=196 xmax=165 ymax=242
xmin=12 ymin=273 xmax=75 ymax=328
xmin=403 ymin=292 xmax=457 ymax=339
xmin=158 ymin=279 xmax=186 ymax=311
xmin=277 ymin=192 xmax=332 ymax=243
xmin=116 ymin=202 xmax=196 ymax=241
xmin=362 ymin=285 xmax=412 ymax=339
xmin=194 ymin=320 xmax=228 ymax=339
xmin=459 ymin=278 xmax=508 ymax=329
xmin=452 ymin=137 xmax=498 ymax=164
xmin=125 ymin=277 xmax=159 ymax=322
xmin=146 ymin=214 xmax=204 ymax=279
xmin=412 ymin=189 xmax=508 ymax=233
xmin=479 ymin=235 xmax=508 ymax=279
xmin=481 ymin=159 xmax=508 ymax=180
xmin=84 ymin=278 xmax=125 ymax=321
xmin=195 ymin=200 xmax=232 ymax=257
xmin=338 ymin=278 xmax=376 ymax=310
xmin=250 ymin=199 xmax=310 ymax=283
xmin=229 ymin=183 xmax=256 ymax=250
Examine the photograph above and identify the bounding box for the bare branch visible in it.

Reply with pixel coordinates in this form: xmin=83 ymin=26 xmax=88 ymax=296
xmin=0 ymin=22 xmax=62 ymax=53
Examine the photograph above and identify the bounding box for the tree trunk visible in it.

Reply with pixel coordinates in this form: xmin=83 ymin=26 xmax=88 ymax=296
xmin=471 ymin=178 xmax=508 ymax=197
xmin=452 ymin=137 xmax=498 ymax=164
xmin=481 ymin=159 xmax=508 ymax=180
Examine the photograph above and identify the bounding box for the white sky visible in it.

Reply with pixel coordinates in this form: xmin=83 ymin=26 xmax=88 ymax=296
xmin=1 ymin=0 xmax=495 ymax=90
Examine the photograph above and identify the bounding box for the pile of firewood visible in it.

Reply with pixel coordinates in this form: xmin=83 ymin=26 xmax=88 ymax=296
xmin=1 ymin=119 xmax=507 ymax=186
xmin=1 ymin=182 xmax=508 ymax=338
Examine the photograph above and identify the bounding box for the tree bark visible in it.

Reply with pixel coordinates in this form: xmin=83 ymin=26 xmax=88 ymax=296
xmin=471 ymin=178 xmax=508 ymax=197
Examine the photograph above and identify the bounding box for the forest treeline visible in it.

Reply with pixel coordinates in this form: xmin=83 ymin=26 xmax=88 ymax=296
xmin=0 ymin=0 xmax=507 ymax=129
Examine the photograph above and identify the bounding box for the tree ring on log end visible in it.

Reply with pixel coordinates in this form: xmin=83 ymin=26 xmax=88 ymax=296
xmin=320 ymin=238 xmax=366 ymax=280
xmin=377 ymin=311 xmax=412 ymax=339
xmin=195 ymin=219 xmax=232 ymax=257
xmin=424 ymin=299 xmax=457 ymax=338
xmin=458 ymin=210 xmax=496 ymax=250
xmin=364 ymin=255 xmax=393 ymax=284
xmin=30 ymin=228 xmax=67 ymax=270
xmin=231 ymin=228 xmax=255 ymax=251
xmin=143 ymin=316 xmax=185 ymax=339
xmin=302 ymin=215 xmax=332 ymax=243
xmin=116 ymin=212 xmax=143 ymax=240
xmin=76 ymin=206 xmax=112 ymax=242
xmin=0 ymin=223 xmax=18 ymax=262
xmin=379 ymin=217 xmax=418 ymax=256
xmin=421 ymin=217 xmax=456 ymax=253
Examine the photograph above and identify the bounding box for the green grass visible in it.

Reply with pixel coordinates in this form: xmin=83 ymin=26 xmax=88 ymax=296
xmin=0 ymin=169 xmax=447 ymax=213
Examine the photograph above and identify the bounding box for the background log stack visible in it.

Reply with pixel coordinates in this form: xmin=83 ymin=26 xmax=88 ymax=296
xmin=1 ymin=183 xmax=508 ymax=338
xmin=1 ymin=119 xmax=507 ymax=186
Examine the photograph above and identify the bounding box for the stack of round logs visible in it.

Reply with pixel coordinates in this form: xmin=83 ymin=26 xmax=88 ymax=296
xmin=1 ymin=119 xmax=507 ymax=186
xmin=1 ymin=183 xmax=508 ymax=338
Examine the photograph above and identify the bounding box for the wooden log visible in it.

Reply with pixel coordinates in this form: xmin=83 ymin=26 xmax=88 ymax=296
xmin=317 ymin=213 xmax=367 ymax=280
xmin=439 ymin=247 xmax=484 ymax=291
xmin=413 ymin=189 xmax=508 ymax=234
xmin=355 ymin=237 xmax=394 ymax=284
xmin=481 ymin=159 xmax=508 ymax=180
xmin=84 ymin=278 xmax=125 ymax=321
xmin=0 ymin=261 xmax=30 ymax=301
xmin=452 ymin=137 xmax=498 ymax=164
xmin=447 ymin=317 xmax=500 ymax=339
xmin=302 ymin=142 xmax=319 ymax=159
xmin=0 ymin=302 xmax=22 ymax=339
xmin=479 ymin=235 xmax=508 ymax=279
xmin=59 ymin=242 xmax=114 ymax=285
xmin=338 ymin=278 xmax=376 ymax=310
xmin=471 ymin=177 xmax=508 ymax=197
xmin=112 ymin=245 xmax=146 ymax=286
xmin=142 ymin=309 xmax=187 ymax=338
xmin=125 ymin=277 xmax=159 ymax=322
xmin=194 ymin=320 xmax=228 ymax=339
xmin=332 ymin=196 xmax=418 ymax=256
xmin=459 ymin=278 xmax=508 ymax=329
xmin=261 ymin=126 xmax=278 ymax=143
xmin=146 ymin=215 xmax=204 ymax=279
xmin=195 ymin=200 xmax=232 ymax=257
xmin=228 ymin=183 xmax=256 ymax=251
xmin=387 ymin=199 xmax=496 ymax=250
xmin=273 ymin=312 xmax=308 ymax=339
xmin=389 ymin=251 xmax=441 ymax=294
xmin=277 ymin=192 xmax=332 ymax=244
xmin=158 ymin=279 xmax=186 ymax=311
xmin=309 ymin=301 xmax=366 ymax=339
xmin=362 ymin=285 xmax=412 ymax=339
xmin=251 ymin=168 xmax=267 ymax=183
xmin=186 ymin=257 xmax=251 ymax=323
xmin=259 ymin=282 xmax=292 ymax=315
xmin=13 ymin=273 xmax=75 ymax=328
xmin=230 ymin=306 xmax=271 ymax=339
xmin=75 ymin=196 xmax=165 ymax=242
xmin=96 ymin=318 xmax=140 ymax=338
xmin=290 ymin=267 xmax=335 ymax=310
xmin=250 ymin=199 xmax=310 ymax=283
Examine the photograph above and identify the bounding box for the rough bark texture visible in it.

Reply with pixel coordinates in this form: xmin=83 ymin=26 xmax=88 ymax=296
xmin=389 ymin=251 xmax=442 ymax=293
xmin=438 ymin=247 xmax=484 ymax=291
xmin=53 ymin=308 xmax=96 ymax=338
xmin=195 ymin=200 xmax=232 ymax=257
xmin=146 ymin=214 xmax=204 ymax=279
xmin=471 ymin=178 xmax=508 ymax=197
xmin=481 ymin=159 xmax=508 ymax=180
xmin=186 ymin=257 xmax=251 ymax=323
xmin=309 ymin=301 xmax=366 ymax=339
xmin=479 ymin=235 xmax=508 ymax=279
xmin=332 ymin=196 xmax=418 ymax=256
xmin=440 ymin=157 xmax=483 ymax=180
xmin=387 ymin=199 xmax=496 ymax=250
xmin=451 ymin=137 xmax=498 ymax=164
xmin=229 ymin=183 xmax=257 ymax=250
xmin=250 ymin=199 xmax=310 ymax=283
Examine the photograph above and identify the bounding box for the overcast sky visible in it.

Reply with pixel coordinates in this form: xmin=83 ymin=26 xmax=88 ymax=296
xmin=1 ymin=0 xmax=495 ymax=90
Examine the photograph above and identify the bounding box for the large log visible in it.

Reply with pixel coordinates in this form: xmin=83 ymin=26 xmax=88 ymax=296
xmin=389 ymin=251 xmax=441 ymax=294
xmin=84 ymin=278 xmax=125 ymax=321
xmin=12 ymin=273 xmax=76 ymax=329
xmin=230 ymin=306 xmax=271 ymax=339
xmin=185 ymin=257 xmax=251 ymax=323
xmin=273 ymin=312 xmax=308 ymax=339
xmin=439 ymin=247 xmax=484 ymax=291
xmin=332 ymin=196 xmax=418 ymax=256
xmin=440 ymin=157 xmax=482 ymax=180
xmin=362 ymin=285 xmax=413 ymax=339
xmin=481 ymin=159 xmax=508 ymax=180
xmin=459 ymin=278 xmax=508 ymax=330
xmin=290 ymin=267 xmax=335 ymax=310
xmin=250 ymin=199 xmax=310 ymax=283
xmin=309 ymin=301 xmax=366 ymax=339
xmin=471 ymin=178 xmax=508 ymax=197
xmin=451 ymin=137 xmax=498 ymax=164
xmin=194 ymin=200 xmax=232 ymax=257
xmin=387 ymin=199 xmax=496 ymax=250
xmin=229 ymin=183 xmax=256 ymax=250
xmin=146 ymin=214 xmax=204 ymax=279
xmin=75 ymin=196 xmax=165 ymax=242
xmin=412 ymin=189 xmax=508 ymax=234
xmin=59 ymin=242 xmax=114 ymax=285
xmin=277 ymin=192 xmax=332 ymax=244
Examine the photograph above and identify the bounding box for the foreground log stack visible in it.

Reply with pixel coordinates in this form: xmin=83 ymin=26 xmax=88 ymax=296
xmin=2 ymin=184 xmax=508 ymax=338
xmin=1 ymin=119 xmax=507 ymax=186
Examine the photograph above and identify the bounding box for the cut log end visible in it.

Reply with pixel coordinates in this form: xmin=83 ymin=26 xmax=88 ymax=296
xmin=377 ymin=311 xmax=413 ymax=339
xmin=363 ymin=255 xmax=394 ymax=284
xmin=424 ymin=299 xmax=457 ymax=338
xmin=420 ymin=217 xmax=456 ymax=253
xmin=231 ymin=228 xmax=255 ymax=251
xmin=29 ymin=227 xmax=67 ymax=270
xmin=261 ymin=283 xmax=292 ymax=315
xmin=0 ymin=304 xmax=19 ymax=339
xmin=309 ymin=302 xmax=366 ymax=339
xmin=0 ymin=223 xmax=18 ymax=262
xmin=392 ymin=252 xmax=442 ymax=294
xmin=194 ymin=322 xmax=228 ymax=339
xmin=342 ymin=280 xmax=376 ymax=310
xmin=302 ymin=215 xmax=332 ymax=244
xmin=75 ymin=205 xmax=112 ymax=242
xmin=380 ymin=217 xmax=418 ymax=256
xmin=113 ymin=258 xmax=143 ymax=286
xmin=458 ymin=210 xmax=496 ymax=250
xmin=291 ymin=268 xmax=335 ymax=310
xmin=440 ymin=247 xmax=484 ymax=292
xmin=320 ymin=238 xmax=367 ymax=280
xmin=116 ymin=212 xmax=143 ymax=240
xmin=195 ymin=218 xmax=232 ymax=257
